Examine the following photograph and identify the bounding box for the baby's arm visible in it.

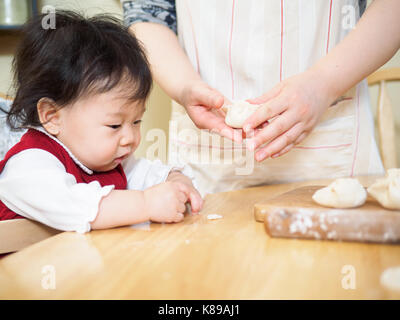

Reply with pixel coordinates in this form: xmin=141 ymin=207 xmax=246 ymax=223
xmin=91 ymin=180 xmax=190 ymax=229
xmin=90 ymin=189 xmax=147 ymax=229
xmin=0 ymin=150 xmax=193 ymax=232
xmin=121 ymin=156 xmax=204 ymax=216
xmin=0 ymin=149 xmax=113 ymax=233
xmin=93 ymin=156 xmax=205 ymax=229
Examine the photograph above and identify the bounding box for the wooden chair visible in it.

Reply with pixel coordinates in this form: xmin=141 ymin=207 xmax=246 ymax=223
xmin=0 ymin=92 xmax=60 ymax=254
xmin=367 ymin=67 xmax=400 ymax=170
xmin=0 ymin=92 xmax=11 ymax=100
xmin=0 ymin=220 xmax=60 ymax=254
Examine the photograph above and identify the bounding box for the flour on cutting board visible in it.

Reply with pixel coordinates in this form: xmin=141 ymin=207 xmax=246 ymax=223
xmin=263 ymin=184 xmax=400 ymax=243
xmin=288 ymin=209 xmax=314 ymax=234
xmin=269 ymin=208 xmax=346 ymax=240
xmin=271 ymin=208 xmax=399 ymax=242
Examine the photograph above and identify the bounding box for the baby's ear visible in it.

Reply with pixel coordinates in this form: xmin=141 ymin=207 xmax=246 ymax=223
xmin=36 ymin=98 xmax=62 ymax=135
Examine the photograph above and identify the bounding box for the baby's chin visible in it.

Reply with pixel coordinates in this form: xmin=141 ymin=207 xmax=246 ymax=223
xmin=86 ymin=161 xmax=119 ymax=173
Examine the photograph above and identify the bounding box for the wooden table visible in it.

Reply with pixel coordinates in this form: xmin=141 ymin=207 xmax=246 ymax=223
xmin=0 ymin=177 xmax=399 ymax=299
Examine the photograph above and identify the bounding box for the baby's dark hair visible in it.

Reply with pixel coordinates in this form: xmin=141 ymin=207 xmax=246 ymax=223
xmin=5 ymin=10 xmax=152 ymax=130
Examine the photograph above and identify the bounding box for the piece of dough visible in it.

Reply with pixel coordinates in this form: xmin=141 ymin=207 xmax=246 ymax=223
xmin=207 ymin=214 xmax=223 ymax=220
xmin=224 ymin=101 xmax=260 ymax=128
xmin=380 ymin=266 xmax=400 ymax=298
xmin=312 ymin=178 xmax=367 ymax=208
xmin=367 ymin=168 xmax=400 ymax=210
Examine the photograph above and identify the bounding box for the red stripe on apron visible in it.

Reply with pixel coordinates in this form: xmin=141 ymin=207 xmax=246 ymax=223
xmin=173 ymin=139 xmax=352 ymax=151
xmin=229 ymin=0 xmax=236 ymax=100
xmin=351 ymin=86 xmax=360 ymax=176
xmin=185 ymin=0 xmax=200 ymax=73
xmin=172 ymin=138 xmax=246 ymax=150
xmin=326 ymin=0 xmax=333 ymax=54
xmin=280 ymin=0 xmax=284 ymax=82
xmin=294 ymin=143 xmax=352 ymax=150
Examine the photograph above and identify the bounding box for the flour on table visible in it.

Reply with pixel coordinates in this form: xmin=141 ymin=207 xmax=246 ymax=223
xmin=207 ymin=214 xmax=223 ymax=220
xmin=130 ymin=221 xmax=151 ymax=230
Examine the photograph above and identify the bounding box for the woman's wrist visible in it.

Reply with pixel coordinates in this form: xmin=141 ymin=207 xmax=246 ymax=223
xmin=306 ymin=65 xmax=341 ymax=105
xmin=177 ymin=78 xmax=204 ymax=107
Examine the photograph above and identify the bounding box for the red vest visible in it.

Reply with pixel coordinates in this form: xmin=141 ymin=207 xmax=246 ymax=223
xmin=0 ymin=129 xmax=127 ymax=221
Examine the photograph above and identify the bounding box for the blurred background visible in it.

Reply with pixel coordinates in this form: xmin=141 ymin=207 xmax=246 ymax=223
xmin=0 ymin=0 xmax=399 ymax=163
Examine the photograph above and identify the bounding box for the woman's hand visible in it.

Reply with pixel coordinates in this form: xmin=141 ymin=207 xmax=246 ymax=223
xmin=180 ymin=81 xmax=242 ymax=143
xmin=242 ymin=69 xmax=337 ymax=162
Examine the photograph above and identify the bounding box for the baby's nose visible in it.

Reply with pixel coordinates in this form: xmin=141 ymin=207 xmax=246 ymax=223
xmin=120 ymin=127 xmax=137 ymax=146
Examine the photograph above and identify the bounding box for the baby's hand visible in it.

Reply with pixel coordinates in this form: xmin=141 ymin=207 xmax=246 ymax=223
xmin=143 ymin=181 xmax=191 ymax=223
xmin=166 ymin=171 xmax=203 ymax=214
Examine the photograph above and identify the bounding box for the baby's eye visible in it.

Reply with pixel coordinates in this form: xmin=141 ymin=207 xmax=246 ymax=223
xmin=107 ymin=124 xmax=121 ymax=129
xmin=133 ymin=120 xmax=142 ymax=125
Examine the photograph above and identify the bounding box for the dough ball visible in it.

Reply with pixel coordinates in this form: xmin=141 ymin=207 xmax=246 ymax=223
xmin=312 ymin=178 xmax=367 ymax=208
xmin=380 ymin=266 xmax=400 ymax=298
xmin=224 ymin=100 xmax=260 ymax=128
xmin=367 ymin=168 xmax=400 ymax=210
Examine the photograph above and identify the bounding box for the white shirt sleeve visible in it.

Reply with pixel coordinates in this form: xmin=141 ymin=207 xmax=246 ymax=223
xmin=0 ymin=149 xmax=114 ymax=233
xmin=122 ymin=155 xmax=198 ymax=190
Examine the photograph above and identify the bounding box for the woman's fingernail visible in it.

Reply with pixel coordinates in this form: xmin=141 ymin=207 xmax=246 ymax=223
xmin=256 ymin=150 xmax=268 ymax=161
xmin=243 ymin=124 xmax=252 ymax=133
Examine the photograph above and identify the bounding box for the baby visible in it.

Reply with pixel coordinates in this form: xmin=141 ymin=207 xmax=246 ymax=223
xmin=0 ymin=11 xmax=203 ymax=233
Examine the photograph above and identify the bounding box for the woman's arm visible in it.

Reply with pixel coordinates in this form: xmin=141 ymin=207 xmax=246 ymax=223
xmin=243 ymin=0 xmax=400 ymax=161
xmin=131 ymin=22 xmax=201 ymax=105
xmin=312 ymin=0 xmax=400 ymax=99
xmin=131 ymin=22 xmax=241 ymax=142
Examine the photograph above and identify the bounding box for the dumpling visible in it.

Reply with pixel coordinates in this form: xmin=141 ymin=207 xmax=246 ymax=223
xmin=312 ymin=178 xmax=367 ymax=208
xmin=367 ymin=168 xmax=400 ymax=210
xmin=224 ymin=100 xmax=260 ymax=129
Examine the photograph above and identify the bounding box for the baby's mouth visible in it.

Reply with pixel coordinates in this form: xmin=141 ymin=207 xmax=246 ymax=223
xmin=114 ymin=154 xmax=128 ymax=164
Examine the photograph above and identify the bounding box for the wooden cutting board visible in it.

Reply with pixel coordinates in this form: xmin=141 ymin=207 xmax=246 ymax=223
xmin=254 ymin=186 xmax=400 ymax=243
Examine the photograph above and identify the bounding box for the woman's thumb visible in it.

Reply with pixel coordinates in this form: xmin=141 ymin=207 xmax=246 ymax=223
xmin=197 ymin=86 xmax=224 ymax=109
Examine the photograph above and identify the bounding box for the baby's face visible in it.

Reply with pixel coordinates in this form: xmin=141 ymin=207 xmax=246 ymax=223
xmin=56 ymin=86 xmax=145 ymax=172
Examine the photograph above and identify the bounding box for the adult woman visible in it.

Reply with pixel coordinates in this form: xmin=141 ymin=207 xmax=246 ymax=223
xmin=124 ymin=0 xmax=400 ymax=195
